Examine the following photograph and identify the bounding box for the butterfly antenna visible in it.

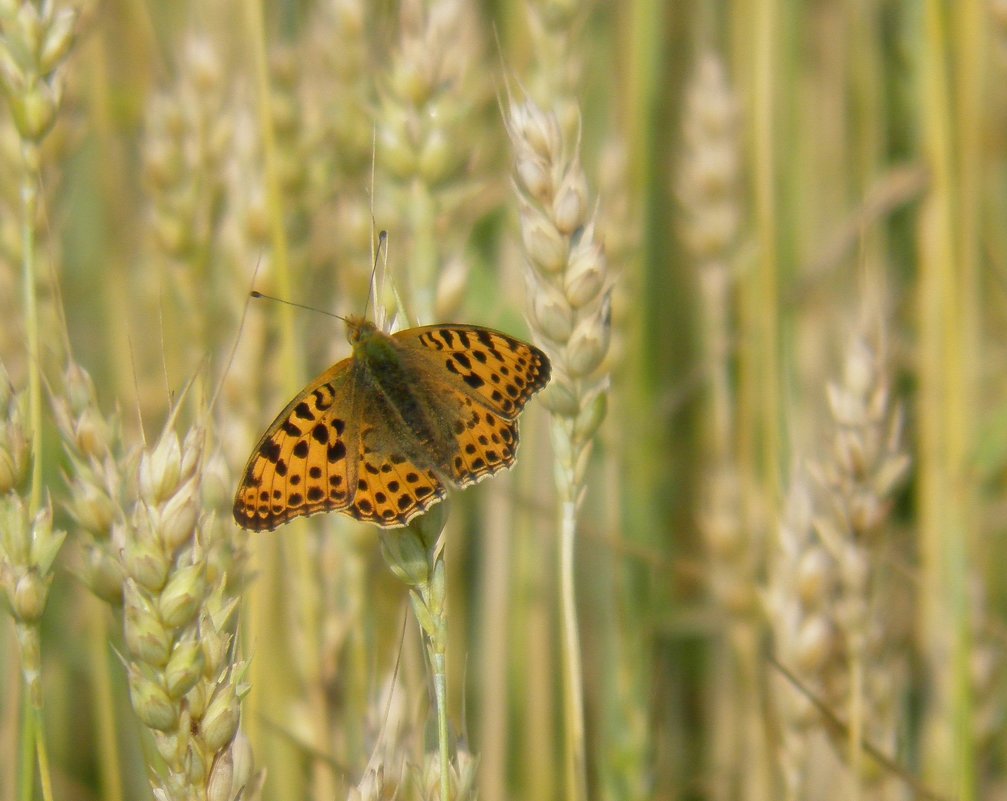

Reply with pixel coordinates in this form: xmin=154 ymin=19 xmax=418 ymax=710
xmin=249 ymin=290 xmax=348 ymax=323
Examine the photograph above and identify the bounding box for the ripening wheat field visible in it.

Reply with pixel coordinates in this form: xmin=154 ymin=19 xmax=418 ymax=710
xmin=0 ymin=1 xmax=1004 ymax=800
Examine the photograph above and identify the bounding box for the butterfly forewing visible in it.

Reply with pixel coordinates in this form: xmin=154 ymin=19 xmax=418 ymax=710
xmin=233 ymin=360 xmax=360 ymax=531
xmin=394 ymin=325 xmax=551 ymax=419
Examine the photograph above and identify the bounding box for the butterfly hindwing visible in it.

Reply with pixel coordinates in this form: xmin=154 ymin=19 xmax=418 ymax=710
xmin=347 ymin=402 xmax=447 ymax=526
xmin=435 ymin=386 xmax=520 ymax=487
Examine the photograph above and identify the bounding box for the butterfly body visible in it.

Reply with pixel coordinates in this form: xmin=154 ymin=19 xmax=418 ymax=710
xmin=348 ymin=319 xmax=461 ymax=473
xmin=234 ymin=318 xmax=551 ymax=531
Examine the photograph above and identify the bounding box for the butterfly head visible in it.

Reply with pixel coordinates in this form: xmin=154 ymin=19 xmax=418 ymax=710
xmin=345 ymin=315 xmax=379 ymax=347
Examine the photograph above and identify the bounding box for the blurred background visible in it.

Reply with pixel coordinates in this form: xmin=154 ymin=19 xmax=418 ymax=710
xmin=0 ymin=1 xmax=1004 ymax=800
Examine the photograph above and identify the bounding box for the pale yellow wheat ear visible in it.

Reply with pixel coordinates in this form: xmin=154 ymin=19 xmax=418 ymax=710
xmin=377 ymin=0 xmax=492 ymax=326
xmin=678 ymin=48 xmax=746 ymax=614
xmin=506 ymin=89 xmax=612 ymax=801
xmin=120 ymin=373 xmax=262 ymax=801
xmin=766 ymin=309 xmax=910 ymax=798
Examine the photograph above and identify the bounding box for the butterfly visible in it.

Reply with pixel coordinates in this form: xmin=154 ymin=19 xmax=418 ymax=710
xmin=233 ymin=315 xmax=551 ymax=531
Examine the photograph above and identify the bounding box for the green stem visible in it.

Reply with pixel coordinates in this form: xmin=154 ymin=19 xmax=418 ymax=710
xmin=15 ymin=622 xmax=55 ymax=801
xmin=432 ymin=646 xmax=450 ymax=801
xmin=424 ymin=553 xmax=450 ymax=801
xmin=751 ymin=0 xmax=781 ymax=502
xmin=20 ymin=143 xmax=41 ymax=518
xmin=382 ymin=514 xmax=453 ymax=800
xmin=88 ymin=602 xmax=124 ymax=801
xmin=34 ymin=705 xmax=54 ymax=801
xmin=243 ymin=0 xmax=297 ymax=384
xmin=918 ymin=2 xmax=977 ymax=796
xmin=558 ymin=488 xmax=586 ymax=801
xmin=18 ymin=690 xmax=34 ymax=801
xmin=18 ymin=140 xmax=52 ymax=801
xmin=242 ymin=4 xmax=304 ymax=797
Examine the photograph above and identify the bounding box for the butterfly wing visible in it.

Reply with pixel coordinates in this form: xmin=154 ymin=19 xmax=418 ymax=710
xmin=437 ymin=385 xmax=521 ymax=487
xmin=391 ymin=325 xmax=550 ymax=488
xmin=346 ymin=397 xmax=447 ymax=526
xmin=233 ymin=355 xmax=449 ymax=531
xmin=233 ymin=359 xmax=361 ymax=531
xmin=392 ymin=325 xmax=551 ymax=418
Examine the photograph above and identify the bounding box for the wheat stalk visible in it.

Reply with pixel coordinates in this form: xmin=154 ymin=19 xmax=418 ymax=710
xmin=0 ymin=4 xmax=77 ymax=799
xmin=507 ymin=94 xmax=611 ymax=801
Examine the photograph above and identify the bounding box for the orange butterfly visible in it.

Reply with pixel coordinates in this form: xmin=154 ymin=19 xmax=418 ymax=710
xmin=233 ymin=316 xmax=550 ymax=530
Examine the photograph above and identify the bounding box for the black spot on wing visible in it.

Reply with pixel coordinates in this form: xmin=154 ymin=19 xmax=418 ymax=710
xmin=261 ymin=440 xmax=281 ymax=463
